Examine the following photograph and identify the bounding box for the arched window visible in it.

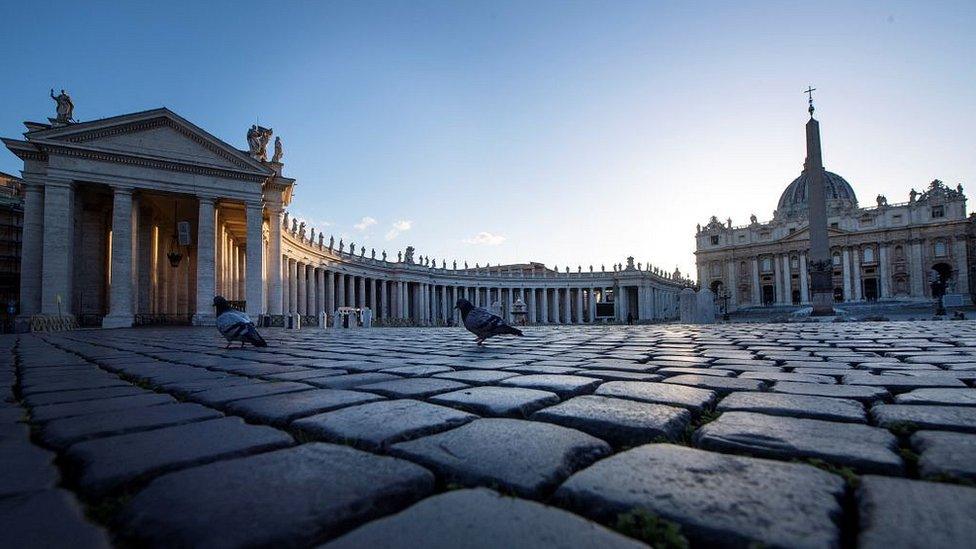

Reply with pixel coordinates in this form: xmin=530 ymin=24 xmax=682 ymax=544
xmin=761 ymin=257 xmax=772 ymax=272
xmin=832 ymin=253 xmax=841 ymax=266
xmin=934 ymin=241 xmax=947 ymax=257
xmin=790 ymin=256 xmax=799 ymax=269
xmin=863 ymin=247 xmax=875 ymax=263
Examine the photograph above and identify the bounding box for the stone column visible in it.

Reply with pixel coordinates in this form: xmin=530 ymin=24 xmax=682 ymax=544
xmin=440 ymin=285 xmax=448 ymax=322
xmin=954 ymin=238 xmax=970 ymax=298
xmin=316 ymin=268 xmax=325 ymax=315
xmin=909 ymin=240 xmax=924 ymax=298
xmin=751 ymin=257 xmax=761 ymax=306
xmin=781 ymin=254 xmax=791 ymax=305
xmin=726 ymin=260 xmax=737 ymax=309
xmin=288 ymin=259 xmax=298 ymax=314
xmin=40 ymin=180 xmax=74 ymax=315
xmin=575 ymin=288 xmax=584 ymax=324
xmin=451 ymin=285 xmax=459 ymax=324
xmin=281 ymin=256 xmax=290 ymax=314
xmin=842 ymin=248 xmax=852 ymax=302
xmin=563 ymin=287 xmax=571 ymax=323
xmin=103 ymin=187 xmax=135 ymax=328
xmin=19 ymin=183 xmax=44 ymax=316
xmin=245 ymin=202 xmax=265 ymax=317
xmin=552 ymin=288 xmax=561 ymax=324
xmin=527 ymin=288 xmax=537 ymax=324
xmin=879 ymin=245 xmax=891 ymax=299
xmin=370 ymin=278 xmax=377 ymax=314
xmin=296 ymin=263 xmax=306 ymax=315
xmin=309 ymin=266 xmax=318 ymax=315
xmin=347 ymin=275 xmax=356 ymax=308
xmin=772 ymin=256 xmax=783 ymax=305
xmin=192 ymin=196 xmax=216 ymax=325
xmin=540 ymin=288 xmax=549 ymax=323
xmin=358 ymin=276 xmax=366 ymax=309
xmin=588 ymin=288 xmax=597 ymax=322
xmin=799 ymin=252 xmax=810 ymax=304
xmin=326 ymin=271 xmax=336 ymax=312
xmin=267 ymin=206 xmax=283 ymax=315
xmin=851 ymin=247 xmax=862 ymax=301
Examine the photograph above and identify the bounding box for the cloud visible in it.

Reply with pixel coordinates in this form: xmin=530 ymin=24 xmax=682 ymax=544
xmin=291 ymin=211 xmax=332 ymax=229
xmin=385 ymin=219 xmax=413 ymax=241
xmin=463 ymin=231 xmax=506 ymax=246
xmin=354 ymin=216 xmax=377 ymax=231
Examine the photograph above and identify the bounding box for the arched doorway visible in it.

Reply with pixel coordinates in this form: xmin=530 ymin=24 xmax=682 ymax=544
xmin=863 ymin=278 xmax=879 ymax=301
xmin=762 ymin=285 xmax=775 ymax=306
xmin=931 ymin=263 xmax=952 ymax=297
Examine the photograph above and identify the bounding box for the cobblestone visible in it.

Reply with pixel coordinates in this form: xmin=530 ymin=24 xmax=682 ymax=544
xmin=5 ymin=322 xmax=976 ymax=547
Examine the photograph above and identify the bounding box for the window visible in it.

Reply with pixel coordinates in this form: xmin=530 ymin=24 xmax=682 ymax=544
xmin=934 ymin=241 xmax=947 ymax=257
xmin=761 ymin=258 xmax=772 ymax=272
xmin=895 ymin=245 xmax=905 ymax=261
xmin=863 ymin=247 xmax=875 ymax=263
xmin=791 ymin=256 xmax=799 ymax=269
xmin=711 ymin=262 xmax=721 ymax=275
xmin=893 ymin=214 xmax=903 ymax=223
xmin=932 ymin=205 xmax=945 ymax=218
xmin=738 ymin=234 xmax=746 ymax=242
xmin=832 ymin=253 xmax=841 ymax=266
xmin=830 ymin=222 xmax=839 ymax=229
xmin=789 ymin=228 xmax=796 ymax=234
xmin=710 ymin=235 xmax=719 ymax=245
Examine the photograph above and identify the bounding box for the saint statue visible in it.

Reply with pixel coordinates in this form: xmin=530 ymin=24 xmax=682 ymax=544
xmin=589 ymin=265 xmax=593 ymax=272
xmin=309 ymin=228 xmax=316 ymax=242
xmin=291 ymin=218 xmax=298 ymax=233
xmin=398 ymin=251 xmax=402 ymax=262
xmin=338 ymin=239 xmax=344 ymax=253
xmin=282 ymin=212 xmax=290 ymax=228
xmin=350 ymin=242 xmax=356 ymax=255
xmin=464 ymin=261 xmax=468 ymax=269
xmin=361 ymin=246 xmax=365 ymax=257
xmin=910 ymin=189 xmax=917 ymax=203
xmin=371 ymin=248 xmax=376 ymax=259
xmin=298 ymin=222 xmax=306 ymax=239
xmin=382 ymin=250 xmax=387 ymax=261
xmin=271 ymin=136 xmax=283 ymax=163
xmin=750 ymin=214 xmax=758 ymax=224
xmin=442 ymin=260 xmax=446 ymax=269
xmin=50 ymin=89 xmax=74 ymax=124
xmin=329 ymin=235 xmax=335 ymax=251
xmin=246 ymin=125 xmax=273 ymax=161
xmin=318 ymin=234 xmax=324 ymax=247
xmin=453 ymin=260 xmax=457 ymax=270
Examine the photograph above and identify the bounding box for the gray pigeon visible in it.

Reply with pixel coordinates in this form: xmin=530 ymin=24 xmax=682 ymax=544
xmin=455 ymin=298 xmax=523 ymax=345
xmin=214 ymin=296 xmax=267 ymax=348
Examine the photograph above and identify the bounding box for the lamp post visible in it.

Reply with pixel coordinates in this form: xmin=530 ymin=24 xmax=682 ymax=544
xmin=718 ymin=288 xmax=730 ymax=321
xmin=931 ymin=275 xmax=947 ymax=317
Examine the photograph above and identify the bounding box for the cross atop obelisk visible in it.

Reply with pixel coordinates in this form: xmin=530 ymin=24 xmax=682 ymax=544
xmin=804 ymin=86 xmax=834 ymax=315
xmin=805 ymin=85 xmax=816 ymax=116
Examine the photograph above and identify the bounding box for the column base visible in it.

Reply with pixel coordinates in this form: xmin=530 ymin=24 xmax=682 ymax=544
xmin=101 ymin=314 xmax=134 ymax=329
xmin=192 ymin=313 xmax=216 ymax=326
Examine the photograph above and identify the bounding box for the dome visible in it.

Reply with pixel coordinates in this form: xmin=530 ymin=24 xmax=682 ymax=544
xmin=776 ymin=169 xmax=858 ymax=218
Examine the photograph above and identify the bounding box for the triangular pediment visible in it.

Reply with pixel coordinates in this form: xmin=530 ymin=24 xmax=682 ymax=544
xmin=778 ymin=225 xmax=847 ymax=243
xmin=27 ymin=108 xmax=271 ymax=176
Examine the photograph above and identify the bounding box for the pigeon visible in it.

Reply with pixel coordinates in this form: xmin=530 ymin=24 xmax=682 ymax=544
xmin=455 ymin=298 xmax=523 ymax=345
xmin=214 ymin=296 xmax=267 ymax=348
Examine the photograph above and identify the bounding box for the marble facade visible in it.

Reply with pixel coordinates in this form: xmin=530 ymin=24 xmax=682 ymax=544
xmin=3 ymin=104 xmax=689 ymax=329
xmin=695 ymin=115 xmax=971 ymax=311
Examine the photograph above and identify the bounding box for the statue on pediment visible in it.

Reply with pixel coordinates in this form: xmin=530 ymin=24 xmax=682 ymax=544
xmin=453 ymin=260 xmax=457 ymax=270
xmin=309 ymin=227 xmax=315 ymax=242
xmin=382 ymin=250 xmax=387 ymax=261
xmin=282 ymin=212 xmax=289 ymax=228
xmin=404 ymin=246 xmax=415 ymax=264
xmin=750 ymin=214 xmax=758 ymax=225
xmin=371 ymin=248 xmax=376 ymax=259
xmin=338 ymin=239 xmax=344 ymax=253
xmin=329 ymin=235 xmax=334 ymax=251
xmin=318 ymin=234 xmax=324 ymax=247
xmin=272 ymin=136 xmax=283 ymax=163
xmin=360 ymin=246 xmax=365 ymax=257
xmin=247 ymin=125 xmax=273 ymax=161
xmin=350 ymin=242 xmax=356 ymax=255
xmin=876 ymin=194 xmax=888 ymax=207
xmin=397 ymin=251 xmax=402 ymax=262
xmin=50 ymin=89 xmax=74 ymax=124
xmin=291 ymin=218 xmax=298 ymax=233
xmin=298 ymin=222 xmax=306 ymax=239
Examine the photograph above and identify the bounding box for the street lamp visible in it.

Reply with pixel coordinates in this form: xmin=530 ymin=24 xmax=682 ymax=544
xmin=718 ymin=288 xmax=731 ymax=321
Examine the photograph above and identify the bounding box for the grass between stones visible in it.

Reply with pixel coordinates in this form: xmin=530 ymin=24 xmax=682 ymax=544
xmin=795 ymin=458 xmax=860 ymax=488
xmin=614 ymin=508 xmax=689 ymax=549
xmin=681 ymin=408 xmax=721 ymax=445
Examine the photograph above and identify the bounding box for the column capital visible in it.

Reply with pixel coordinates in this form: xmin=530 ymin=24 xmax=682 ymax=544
xmin=197 ymin=194 xmax=218 ymax=205
xmin=110 ymin=184 xmax=136 ymax=194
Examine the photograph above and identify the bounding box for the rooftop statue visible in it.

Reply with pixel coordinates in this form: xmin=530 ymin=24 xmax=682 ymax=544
xmin=398 ymin=251 xmax=402 ymax=262
xmin=371 ymin=248 xmax=376 ymax=259
xmin=876 ymin=194 xmax=888 ymax=207
xmin=246 ymin=125 xmax=273 ymax=161
xmin=291 ymin=218 xmax=298 ymax=233
xmin=361 ymin=246 xmax=365 ymax=257
xmin=329 ymin=235 xmax=334 ymax=251
xmin=404 ymin=246 xmax=415 ymax=264
xmin=453 ymin=260 xmax=457 ymax=270
xmin=282 ymin=212 xmax=290 ymax=228
xmin=750 ymin=214 xmax=758 ymax=224
xmin=298 ymin=222 xmax=306 ymax=239
xmin=382 ymin=250 xmax=387 ymax=261
xmin=309 ymin=228 xmax=315 ymax=242
xmin=50 ymin=89 xmax=75 ymax=125
xmin=338 ymin=239 xmax=344 ymax=253
xmin=271 ymin=136 xmax=283 ymax=163
xmin=318 ymin=234 xmax=324 ymax=247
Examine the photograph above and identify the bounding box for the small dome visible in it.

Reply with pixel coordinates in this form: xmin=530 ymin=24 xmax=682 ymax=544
xmin=776 ymin=169 xmax=857 ymax=218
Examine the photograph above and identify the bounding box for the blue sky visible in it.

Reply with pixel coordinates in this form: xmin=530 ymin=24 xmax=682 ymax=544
xmin=2 ymin=1 xmax=973 ymax=275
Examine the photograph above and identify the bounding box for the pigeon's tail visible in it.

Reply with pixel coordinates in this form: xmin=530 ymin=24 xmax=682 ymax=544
xmin=502 ymin=325 xmax=524 ymax=337
xmin=243 ymin=325 xmax=268 ymax=347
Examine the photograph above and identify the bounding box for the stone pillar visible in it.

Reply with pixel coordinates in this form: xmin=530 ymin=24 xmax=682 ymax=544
xmin=799 ymin=252 xmax=810 ymax=304
xmin=288 ymin=259 xmax=298 ymax=314
xmin=540 ymin=288 xmax=549 ymax=323
xmin=281 ymin=256 xmax=290 ymax=314
xmin=296 ymin=263 xmax=306 ymax=315
xmin=772 ymin=256 xmax=783 ymax=305
xmin=842 ymin=248 xmax=852 ymax=302
xmin=308 ymin=266 xmax=318 ymax=316
xmin=192 ymin=196 xmax=216 ymax=325
xmin=588 ymin=288 xmax=597 ymax=322
xmin=552 ymin=288 xmax=561 ymax=324
xmin=751 ymin=257 xmax=761 ymax=306
xmin=575 ymin=288 xmax=584 ymax=324
xmin=954 ymin=238 xmax=970 ymax=298
xmin=452 ymin=285 xmax=459 ymax=324
xmin=851 ymin=247 xmax=862 ymax=301
xmin=267 ymin=206 xmax=283 ymax=315
xmin=347 ymin=275 xmax=356 ymax=309
xmin=358 ymin=276 xmax=366 ymax=309
xmin=19 ymin=183 xmax=44 ymax=316
xmin=780 ymin=254 xmax=791 ymax=305
xmin=563 ymin=287 xmax=571 ymax=323
xmin=440 ymin=285 xmax=448 ymax=322
xmin=103 ymin=187 xmax=135 ymax=328
xmin=337 ymin=273 xmax=346 ymax=308
xmin=41 ymin=180 xmax=74 ymax=315
xmin=879 ymin=245 xmax=891 ymax=299
xmin=244 ymin=202 xmax=264 ymax=316
xmin=370 ymin=278 xmax=377 ymax=314
xmin=527 ymin=288 xmax=537 ymax=324
xmin=909 ymin=240 xmax=924 ymax=298
xmin=326 ymin=271 xmax=336 ymax=313
xmin=316 ymin=268 xmax=325 ymax=315
xmin=726 ymin=260 xmax=737 ymax=309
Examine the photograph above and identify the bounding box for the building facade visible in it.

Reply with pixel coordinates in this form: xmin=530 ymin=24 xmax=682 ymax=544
xmin=3 ymin=101 xmax=690 ymax=329
xmin=695 ymin=118 xmax=971 ymax=311
xmin=0 ymin=171 xmax=23 ymax=331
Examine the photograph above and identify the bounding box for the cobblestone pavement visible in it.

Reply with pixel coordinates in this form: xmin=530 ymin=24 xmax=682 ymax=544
xmin=3 ymin=323 xmax=976 ymax=548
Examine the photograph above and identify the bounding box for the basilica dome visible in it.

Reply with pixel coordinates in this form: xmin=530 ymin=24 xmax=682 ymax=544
xmin=776 ymin=168 xmax=858 ymax=218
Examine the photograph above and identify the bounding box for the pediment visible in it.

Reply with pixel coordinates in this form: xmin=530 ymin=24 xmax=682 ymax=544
xmin=27 ymin=108 xmax=271 ymax=175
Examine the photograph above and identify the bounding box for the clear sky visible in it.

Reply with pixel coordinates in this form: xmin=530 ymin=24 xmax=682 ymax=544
xmin=2 ymin=1 xmax=973 ymax=276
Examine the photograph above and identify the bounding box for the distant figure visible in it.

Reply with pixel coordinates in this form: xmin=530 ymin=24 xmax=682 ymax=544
xmin=214 ymin=296 xmax=267 ymax=348
xmin=456 ymin=298 xmax=523 ymax=346
xmin=627 ymin=312 xmax=634 ymax=325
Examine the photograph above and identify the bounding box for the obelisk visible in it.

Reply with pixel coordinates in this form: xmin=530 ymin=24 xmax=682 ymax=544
xmin=804 ymin=87 xmax=834 ymax=315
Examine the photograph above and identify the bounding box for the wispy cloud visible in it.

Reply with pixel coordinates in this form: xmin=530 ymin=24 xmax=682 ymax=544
xmin=463 ymin=231 xmax=506 ymax=246
xmin=354 ymin=216 xmax=377 ymax=231
xmin=385 ymin=219 xmax=413 ymax=241
xmin=291 ymin=211 xmax=332 ymax=230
